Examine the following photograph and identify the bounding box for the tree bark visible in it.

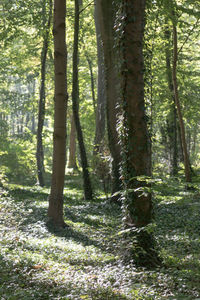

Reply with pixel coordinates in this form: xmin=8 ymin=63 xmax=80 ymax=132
xmin=172 ymin=23 xmax=191 ymax=182
xmin=48 ymin=0 xmax=68 ymax=227
xmin=93 ymin=2 xmax=106 ymax=155
xmin=72 ymin=0 xmax=93 ymax=200
xmin=164 ymin=26 xmax=178 ymax=176
xmin=95 ymin=0 xmax=122 ymax=197
xmin=120 ymin=0 xmax=161 ymax=267
xmin=85 ymin=53 xmax=96 ymax=115
xmin=67 ymin=113 xmax=77 ymax=169
xmin=36 ymin=0 xmax=53 ymax=187
xmin=121 ymin=0 xmax=152 ymax=228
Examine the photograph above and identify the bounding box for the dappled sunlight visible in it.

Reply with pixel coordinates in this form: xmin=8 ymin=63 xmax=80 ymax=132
xmin=1 ymin=177 xmax=200 ymax=299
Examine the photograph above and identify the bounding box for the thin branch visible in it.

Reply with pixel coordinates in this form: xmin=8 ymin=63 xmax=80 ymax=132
xmin=177 ymin=18 xmax=199 ymax=56
xmin=79 ymin=0 xmax=94 ymax=15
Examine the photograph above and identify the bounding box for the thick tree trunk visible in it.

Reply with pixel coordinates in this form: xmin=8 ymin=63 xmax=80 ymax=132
xmin=36 ymin=0 xmax=52 ymax=187
xmin=95 ymin=0 xmax=122 ymax=198
xmin=120 ymin=0 xmax=161 ymax=267
xmin=121 ymin=0 xmax=151 ymax=227
xmin=48 ymin=0 xmax=68 ymax=227
xmin=67 ymin=114 xmax=77 ymax=169
xmin=172 ymin=24 xmax=191 ymax=182
xmin=93 ymin=2 xmax=106 ymax=154
xmin=72 ymin=0 xmax=93 ymax=200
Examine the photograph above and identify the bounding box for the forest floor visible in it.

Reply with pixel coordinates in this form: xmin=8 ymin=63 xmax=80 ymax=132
xmin=0 ymin=174 xmax=200 ymax=299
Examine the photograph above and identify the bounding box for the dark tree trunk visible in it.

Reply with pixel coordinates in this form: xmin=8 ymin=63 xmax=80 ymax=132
xmin=164 ymin=26 xmax=178 ymax=176
xmin=121 ymin=0 xmax=151 ymax=227
xmin=85 ymin=54 xmax=96 ymax=115
xmin=93 ymin=2 xmax=106 ymax=155
xmin=36 ymin=0 xmax=53 ymax=187
xmin=32 ymin=115 xmax=36 ymax=134
xmin=67 ymin=114 xmax=77 ymax=169
xmin=48 ymin=0 xmax=68 ymax=227
xmin=72 ymin=0 xmax=93 ymax=200
xmin=95 ymin=0 xmax=122 ymax=198
xmin=120 ymin=0 xmax=160 ymax=267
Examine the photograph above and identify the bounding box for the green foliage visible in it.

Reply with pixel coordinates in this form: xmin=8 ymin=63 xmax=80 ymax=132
xmin=1 ymin=176 xmax=200 ymax=298
xmin=144 ymin=0 xmax=200 ymax=175
xmin=0 ymin=134 xmax=37 ymax=185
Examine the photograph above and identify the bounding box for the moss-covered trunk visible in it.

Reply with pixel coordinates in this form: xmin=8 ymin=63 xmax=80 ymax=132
xmin=121 ymin=0 xmax=152 ymax=227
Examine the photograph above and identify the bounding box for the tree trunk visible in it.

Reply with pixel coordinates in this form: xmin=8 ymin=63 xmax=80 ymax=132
xmin=48 ymin=0 xmax=68 ymax=227
xmin=67 ymin=113 xmax=77 ymax=169
xmin=93 ymin=2 xmax=106 ymax=155
xmin=120 ymin=0 xmax=160 ymax=267
xmin=95 ymin=0 xmax=122 ymax=198
xmin=172 ymin=23 xmax=191 ymax=182
xmin=121 ymin=0 xmax=151 ymax=227
xmin=85 ymin=54 xmax=96 ymax=115
xmin=164 ymin=26 xmax=178 ymax=176
xmin=32 ymin=115 xmax=36 ymax=134
xmin=36 ymin=0 xmax=52 ymax=187
xmin=191 ymin=125 xmax=197 ymax=158
xmin=72 ymin=0 xmax=93 ymax=200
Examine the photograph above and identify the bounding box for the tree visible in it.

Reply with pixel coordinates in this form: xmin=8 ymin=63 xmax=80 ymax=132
xmin=48 ymin=0 xmax=68 ymax=227
xmin=171 ymin=6 xmax=191 ymax=182
xmin=121 ymin=0 xmax=151 ymax=226
xmin=95 ymin=0 xmax=122 ymax=199
xmin=85 ymin=52 xmax=96 ymax=115
xmin=72 ymin=0 xmax=93 ymax=200
xmin=93 ymin=1 xmax=106 ymax=155
xmin=120 ymin=0 xmax=159 ymax=266
xmin=164 ymin=23 xmax=178 ymax=176
xmin=67 ymin=113 xmax=77 ymax=169
xmin=36 ymin=0 xmax=53 ymax=187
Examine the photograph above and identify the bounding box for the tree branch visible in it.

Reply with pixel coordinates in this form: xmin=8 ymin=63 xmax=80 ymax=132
xmin=178 ymin=18 xmax=199 ymax=56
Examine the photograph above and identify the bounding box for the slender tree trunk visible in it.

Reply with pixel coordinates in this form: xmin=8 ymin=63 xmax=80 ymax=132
xmin=36 ymin=0 xmax=53 ymax=187
xmin=67 ymin=114 xmax=77 ymax=169
xmin=20 ymin=112 xmax=24 ymax=134
xmin=72 ymin=0 xmax=93 ymax=200
xmin=48 ymin=0 xmax=68 ymax=227
xmin=165 ymin=26 xmax=178 ymax=176
xmin=192 ymin=125 xmax=197 ymax=158
xmin=85 ymin=54 xmax=96 ymax=115
xmin=17 ymin=114 xmax=20 ymax=134
xmin=25 ymin=113 xmax=30 ymax=129
xmin=95 ymin=0 xmax=122 ymax=198
xmin=172 ymin=106 xmax=178 ymax=174
xmin=172 ymin=23 xmax=191 ymax=182
xmin=93 ymin=2 xmax=106 ymax=154
xmin=32 ymin=115 xmax=36 ymax=134
xmin=187 ymin=129 xmax=191 ymax=154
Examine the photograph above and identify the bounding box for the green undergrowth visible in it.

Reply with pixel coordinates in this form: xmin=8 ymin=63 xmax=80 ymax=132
xmin=0 ymin=175 xmax=200 ymax=299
